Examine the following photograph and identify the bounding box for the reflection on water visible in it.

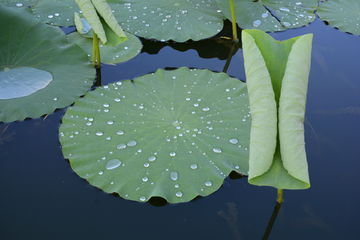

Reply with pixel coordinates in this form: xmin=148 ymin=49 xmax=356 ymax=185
xmin=218 ymin=202 xmax=241 ymax=240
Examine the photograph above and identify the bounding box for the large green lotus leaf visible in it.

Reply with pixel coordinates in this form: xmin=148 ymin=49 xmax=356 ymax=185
xmin=32 ymin=0 xmax=80 ymax=27
xmin=59 ymin=67 xmax=251 ymax=203
xmin=242 ymin=30 xmax=311 ymax=189
xmin=107 ymin=0 xmax=226 ymax=42
xmin=0 ymin=0 xmax=37 ymax=7
xmin=0 ymin=6 xmax=95 ymax=123
xmin=216 ymin=0 xmax=317 ymax=32
xmin=317 ymin=0 xmax=360 ymax=35
xmin=68 ymin=31 xmax=141 ymax=64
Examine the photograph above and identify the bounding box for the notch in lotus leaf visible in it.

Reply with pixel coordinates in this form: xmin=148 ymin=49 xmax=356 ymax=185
xmin=242 ymin=29 xmax=313 ymax=202
xmin=74 ymin=0 xmax=127 ymax=67
xmin=59 ymin=67 xmax=252 ymax=204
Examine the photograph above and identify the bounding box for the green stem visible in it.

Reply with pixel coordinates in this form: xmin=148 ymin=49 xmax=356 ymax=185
xmin=277 ymin=189 xmax=283 ymax=203
xmin=228 ymin=0 xmax=238 ymax=42
xmin=92 ymin=30 xmax=101 ymax=68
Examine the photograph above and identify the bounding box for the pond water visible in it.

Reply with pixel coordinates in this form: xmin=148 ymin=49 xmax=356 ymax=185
xmin=1 ymin=17 xmax=360 ymax=240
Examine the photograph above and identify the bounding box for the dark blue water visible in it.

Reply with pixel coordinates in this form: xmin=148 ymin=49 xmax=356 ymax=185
xmin=1 ymin=17 xmax=359 ymax=240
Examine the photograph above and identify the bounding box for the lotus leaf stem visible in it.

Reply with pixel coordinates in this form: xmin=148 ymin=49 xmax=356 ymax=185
xmin=229 ymin=0 xmax=238 ymax=42
xmin=92 ymin=30 xmax=101 ymax=68
xmin=277 ymin=189 xmax=283 ymax=203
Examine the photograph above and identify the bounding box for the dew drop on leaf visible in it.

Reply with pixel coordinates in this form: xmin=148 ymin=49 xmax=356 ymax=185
xmin=106 ymin=159 xmax=121 ymax=170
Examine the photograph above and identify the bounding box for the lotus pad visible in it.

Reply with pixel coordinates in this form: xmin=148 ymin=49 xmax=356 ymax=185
xmin=0 ymin=6 xmax=95 ymax=123
xmin=216 ymin=0 xmax=317 ymax=32
xmin=107 ymin=0 xmax=225 ymax=42
xmin=68 ymin=31 xmax=142 ymax=64
xmin=317 ymin=0 xmax=360 ymax=36
xmin=59 ymin=67 xmax=251 ymax=203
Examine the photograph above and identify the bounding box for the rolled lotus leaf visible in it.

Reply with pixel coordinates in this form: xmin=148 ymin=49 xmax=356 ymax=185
xmin=242 ymin=31 xmax=277 ymax=181
xmin=278 ymin=34 xmax=312 ymax=187
xmin=75 ymin=0 xmax=106 ymax=43
xmin=92 ymin=0 xmax=127 ymax=43
xmin=242 ymin=29 xmax=312 ymax=189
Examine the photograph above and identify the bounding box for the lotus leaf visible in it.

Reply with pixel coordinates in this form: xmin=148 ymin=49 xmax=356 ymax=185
xmin=317 ymin=0 xmax=360 ymax=36
xmin=107 ymin=0 xmax=226 ymax=42
xmin=216 ymin=0 xmax=317 ymax=32
xmin=59 ymin=67 xmax=251 ymax=203
xmin=242 ymin=29 xmax=311 ymax=189
xmin=0 ymin=6 xmax=95 ymax=123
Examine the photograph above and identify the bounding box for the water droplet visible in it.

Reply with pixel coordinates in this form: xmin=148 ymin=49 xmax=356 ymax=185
xmin=194 ymin=103 xmax=199 ymax=107
xmin=106 ymin=159 xmax=121 ymax=170
xmin=205 ymin=181 xmax=212 ymax=187
xmin=253 ymin=20 xmax=261 ymax=28
xmin=127 ymin=140 xmax=137 ymax=147
xmin=148 ymin=156 xmax=156 ymax=162
xmin=279 ymin=7 xmax=290 ymax=12
xmin=262 ymin=13 xmax=268 ymax=18
xmin=169 ymin=152 xmax=176 ymax=157
xmin=117 ymin=143 xmax=126 ymax=150
xmin=144 ymin=163 xmax=150 ymax=167
xmin=175 ymin=191 xmax=183 ymax=197
xmin=107 ymin=120 xmax=114 ymax=125
xmin=296 ymin=2 xmax=302 ymax=5
xmin=16 ymin=3 xmax=23 ymax=7
xmin=140 ymin=196 xmax=146 ymax=201
xmin=117 ymin=130 xmax=124 ymax=135
xmin=142 ymin=176 xmax=148 ymax=182
xmin=213 ymin=147 xmax=222 ymax=153
xmin=229 ymin=138 xmax=239 ymax=144
xmin=202 ymin=107 xmax=210 ymax=112
xmin=86 ymin=122 xmax=92 ymax=126
xmin=55 ymin=13 xmax=60 ymax=17
xmin=48 ymin=15 xmax=54 ymax=19
xmin=115 ymin=98 xmax=121 ymax=102
xmin=96 ymin=131 xmax=103 ymax=136
xmin=170 ymin=172 xmax=178 ymax=181
xmin=53 ymin=97 xmax=57 ymax=101
xmin=283 ymin=22 xmax=291 ymax=27
xmin=98 ymin=171 xmax=103 ymax=175
xmin=186 ymin=97 xmax=190 ymax=101
xmin=190 ymin=164 xmax=198 ymax=170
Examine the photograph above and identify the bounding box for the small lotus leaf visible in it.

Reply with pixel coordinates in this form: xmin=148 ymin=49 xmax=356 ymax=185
xmin=0 ymin=6 xmax=95 ymax=123
xmin=216 ymin=0 xmax=317 ymax=32
xmin=107 ymin=0 xmax=226 ymax=42
xmin=68 ymin=31 xmax=142 ymax=64
xmin=59 ymin=67 xmax=251 ymax=203
xmin=317 ymin=0 xmax=360 ymax=36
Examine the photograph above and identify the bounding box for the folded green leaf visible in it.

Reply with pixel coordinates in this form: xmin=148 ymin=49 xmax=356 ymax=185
xmin=75 ymin=0 xmax=127 ymax=46
xmin=92 ymin=0 xmax=127 ymax=44
xmin=242 ymin=29 xmax=312 ymax=189
xmin=75 ymin=0 xmax=106 ymax=43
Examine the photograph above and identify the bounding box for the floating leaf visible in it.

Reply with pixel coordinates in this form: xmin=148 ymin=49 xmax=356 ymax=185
xmin=68 ymin=31 xmax=142 ymax=64
xmin=317 ymin=0 xmax=360 ymax=35
xmin=0 ymin=6 xmax=95 ymax=123
xmin=242 ymin=29 xmax=311 ymax=189
xmin=32 ymin=0 xmax=80 ymax=27
xmin=59 ymin=67 xmax=251 ymax=203
xmin=107 ymin=0 xmax=225 ymax=42
xmin=0 ymin=0 xmax=37 ymax=7
xmin=216 ymin=0 xmax=317 ymax=32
